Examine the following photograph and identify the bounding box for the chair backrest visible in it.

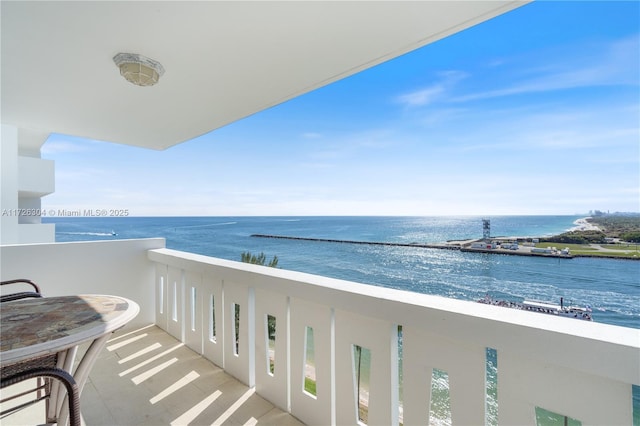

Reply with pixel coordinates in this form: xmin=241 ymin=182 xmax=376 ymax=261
xmin=0 ymin=279 xmax=42 ymax=303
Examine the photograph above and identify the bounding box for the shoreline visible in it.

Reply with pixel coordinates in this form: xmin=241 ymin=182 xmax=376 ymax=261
xmin=494 ymin=217 xmax=602 ymax=240
xmin=252 ymin=216 xmax=640 ymax=260
xmin=567 ymin=217 xmax=601 ymax=233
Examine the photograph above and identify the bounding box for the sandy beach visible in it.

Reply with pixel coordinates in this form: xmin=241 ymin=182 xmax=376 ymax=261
xmin=569 ymin=217 xmax=602 ymax=232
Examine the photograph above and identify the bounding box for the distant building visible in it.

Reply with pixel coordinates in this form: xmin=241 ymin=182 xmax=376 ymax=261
xmin=471 ymin=241 xmax=497 ymax=249
xmin=532 ymin=247 xmax=553 ymax=254
xmin=482 ymin=219 xmax=491 ymax=240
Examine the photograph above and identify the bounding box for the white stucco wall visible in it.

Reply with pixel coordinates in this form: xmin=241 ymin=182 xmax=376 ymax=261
xmin=1 ymin=124 xmax=20 ymax=244
xmin=0 ymin=238 xmax=165 ymax=327
xmin=1 ymin=124 xmax=55 ymax=244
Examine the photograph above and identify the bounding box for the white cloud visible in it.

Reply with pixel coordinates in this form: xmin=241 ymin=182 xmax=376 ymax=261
xmin=454 ymin=34 xmax=639 ymax=103
xmin=395 ymin=71 xmax=468 ymax=107
xmin=396 ymin=85 xmax=445 ymax=107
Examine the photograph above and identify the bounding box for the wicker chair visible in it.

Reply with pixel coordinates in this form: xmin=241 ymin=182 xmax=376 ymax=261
xmin=0 ymin=279 xmax=43 ymax=303
xmin=0 ymin=280 xmax=81 ymax=426
xmin=0 ymin=362 xmax=80 ymax=426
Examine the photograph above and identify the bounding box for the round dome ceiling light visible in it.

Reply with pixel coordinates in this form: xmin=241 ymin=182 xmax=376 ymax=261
xmin=113 ymin=53 xmax=165 ymax=87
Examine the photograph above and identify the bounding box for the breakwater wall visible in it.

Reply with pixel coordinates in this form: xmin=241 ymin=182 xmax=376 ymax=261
xmin=250 ymin=234 xmax=461 ymax=250
xmin=251 ymin=234 xmax=575 ymax=259
xmin=460 ymin=247 xmax=573 ymax=258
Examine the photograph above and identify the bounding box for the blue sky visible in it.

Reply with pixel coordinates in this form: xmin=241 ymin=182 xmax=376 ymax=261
xmin=42 ymin=2 xmax=639 ymax=216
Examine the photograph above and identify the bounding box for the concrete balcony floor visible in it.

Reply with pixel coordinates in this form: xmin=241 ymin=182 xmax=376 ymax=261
xmin=1 ymin=325 xmax=304 ymax=425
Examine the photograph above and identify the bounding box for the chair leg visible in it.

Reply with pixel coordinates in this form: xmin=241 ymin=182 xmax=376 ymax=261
xmin=1 ymin=367 xmax=80 ymax=426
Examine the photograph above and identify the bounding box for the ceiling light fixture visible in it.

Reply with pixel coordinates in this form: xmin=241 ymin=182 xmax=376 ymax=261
xmin=113 ymin=53 xmax=165 ymax=87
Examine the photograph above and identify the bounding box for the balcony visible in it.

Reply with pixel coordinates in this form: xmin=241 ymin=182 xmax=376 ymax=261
xmin=1 ymin=239 xmax=639 ymax=425
xmin=2 ymin=325 xmax=302 ymax=425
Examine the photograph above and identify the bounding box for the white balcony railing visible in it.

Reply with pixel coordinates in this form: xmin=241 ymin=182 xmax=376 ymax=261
xmin=1 ymin=239 xmax=638 ymax=425
xmin=149 ymin=247 xmax=639 ymax=426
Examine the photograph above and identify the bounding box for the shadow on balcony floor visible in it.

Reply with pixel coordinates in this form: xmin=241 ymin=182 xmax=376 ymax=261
xmin=1 ymin=325 xmax=304 ymax=426
xmin=85 ymin=324 xmax=304 ymax=425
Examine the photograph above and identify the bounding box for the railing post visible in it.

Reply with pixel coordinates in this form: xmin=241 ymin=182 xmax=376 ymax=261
xmin=184 ymin=271 xmax=204 ymax=354
xmin=334 ymin=309 xmax=399 ymax=426
xmin=289 ymin=297 xmax=333 ymax=426
xmin=166 ymin=266 xmax=184 ymax=341
xmin=223 ymin=279 xmax=252 ymax=386
xmin=248 ymin=287 xmax=255 ymax=388
xmin=154 ymin=263 xmax=168 ymax=331
xmin=202 ymin=277 xmax=225 ymax=368
xmin=254 ymin=288 xmax=289 ymax=411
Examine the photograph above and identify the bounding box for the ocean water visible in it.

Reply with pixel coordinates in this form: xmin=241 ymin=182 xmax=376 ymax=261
xmin=46 ymin=215 xmax=640 ymax=424
xmin=47 ymin=215 xmax=639 ymax=329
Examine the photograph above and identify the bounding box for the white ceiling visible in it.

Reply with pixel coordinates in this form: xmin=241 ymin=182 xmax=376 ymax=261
xmin=1 ymin=1 xmax=527 ymax=150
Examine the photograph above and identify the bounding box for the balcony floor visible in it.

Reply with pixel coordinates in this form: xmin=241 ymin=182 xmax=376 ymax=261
xmin=2 ymin=325 xmax=304 ymax=425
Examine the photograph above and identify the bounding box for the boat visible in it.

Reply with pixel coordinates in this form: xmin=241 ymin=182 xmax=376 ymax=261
xmin=478 ymin=295 xmax=593 ymax=321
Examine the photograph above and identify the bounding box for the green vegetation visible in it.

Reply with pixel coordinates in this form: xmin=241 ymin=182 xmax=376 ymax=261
xmin=588 ymin=250 xmax=640 ymax=258
xmin=587 ymin=215 xmax=640 ymax=239
xmin=535 ymin=243 xmax=598 ymax=251
xmin=534 ymin=242 xmax=639 ymax=259
xmin=536 ymin=243 xmax=640 ymax=260
xmin=541 ymin=214 xmax=640 ymax=244
xmin=621 ymin=231 xmax=640 ymax=243
xmin=600 ymin=243 xmax=640 ymax=251
xmin=304 ymin=377 xmax=316 ymax=395
xmin=241 ymin=251 xmax=279 ymax=268
xmin=569 ymin=248 xmax=638 ymax=258
xmin=540 ymin=230 xmax=605 ymax=244
xmin=537 ymin=214 xmax=640 ymax=259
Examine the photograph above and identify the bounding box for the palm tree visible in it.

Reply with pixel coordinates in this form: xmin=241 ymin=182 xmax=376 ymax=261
xmin=241 ymin=251 xmax=278 ymax=267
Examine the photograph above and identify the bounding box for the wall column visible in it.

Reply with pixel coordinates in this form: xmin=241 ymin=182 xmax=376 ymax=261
xmin=0 ymin=124 xmax=54 ymax=244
